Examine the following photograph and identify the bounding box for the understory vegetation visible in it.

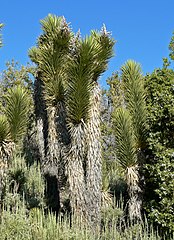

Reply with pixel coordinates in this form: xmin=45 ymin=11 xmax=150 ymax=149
xmin=0 ymin=15 xmax=174 ymax=239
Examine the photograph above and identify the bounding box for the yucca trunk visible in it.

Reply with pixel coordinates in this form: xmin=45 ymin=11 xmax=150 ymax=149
xmin=46 ymin=101 xmax=70 ymax=211
xmin=0 ymin=142 xmax=14 ymax=202
xmin=66 ymin=122 xmax=87 ymax=220
xmin=86 ymin=84 xmax=102 ymax=225
xmin=36 ymin=118 xmax=45 ymax=163
xmin=45 ymin=106 xmax=59 ymax=174
xmin=34 ymin=76 xmax=47 ymax=164
xmin=126 ymin=165 xmax=142 ymax=222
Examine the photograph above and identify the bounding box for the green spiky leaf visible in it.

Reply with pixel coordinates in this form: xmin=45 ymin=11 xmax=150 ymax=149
xmin=29 ymin=15 xmax=72 ymax=105
xmin=0 ymin=115 xmax=10 ymax=143
xmin=66 ymin=36 xmax=101 ymax=125
xmin=112 ymin=108 xmax=137 ymax=169
xmin=121 ymin=60 xmax=147 ymax=148
xmin=4 ymin=86 xmax=31 ymax=143
xmin=91 ymin=27 xmax=115 ymax=81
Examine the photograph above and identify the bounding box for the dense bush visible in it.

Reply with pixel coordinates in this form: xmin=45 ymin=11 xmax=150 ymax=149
xmin=144 ymin=66 xmax=174 ymax=236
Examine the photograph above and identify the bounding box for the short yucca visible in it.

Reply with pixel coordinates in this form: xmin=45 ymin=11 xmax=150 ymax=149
xmin=113 ymin=60 xmax=147 ymax=221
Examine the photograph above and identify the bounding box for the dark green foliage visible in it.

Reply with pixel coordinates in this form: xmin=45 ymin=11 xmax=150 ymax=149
xmin=144 ymin=66 xmax=174 ymax=236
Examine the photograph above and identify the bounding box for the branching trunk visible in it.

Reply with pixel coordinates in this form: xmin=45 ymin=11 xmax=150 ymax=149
xmin=86 ymin=84 xmax=102 ymax=225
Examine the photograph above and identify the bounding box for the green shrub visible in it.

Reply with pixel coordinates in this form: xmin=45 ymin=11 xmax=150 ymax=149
xmin=144 ymin=67 xmax=174 ymax=237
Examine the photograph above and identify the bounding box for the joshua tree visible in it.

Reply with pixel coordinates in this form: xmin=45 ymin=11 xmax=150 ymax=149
xmin=112 ymin=60 xmax=147 ymax=222
xmin=29 ymin=15 xmax=72 ymax=211
xmin=65 ymin=28 xmax=114 ymax=224
xmin=29 ymin=14 xmax=115 ymax=224
xmin=85 ymin=27 xmax=115 ymax=224
xmin=0 ymin=86 xmax=30 ymax=203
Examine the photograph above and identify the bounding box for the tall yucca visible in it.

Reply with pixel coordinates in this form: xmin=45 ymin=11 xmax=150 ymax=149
xmin=113 ymin=60 xmax=147 ymax=221
xmin=65 ymin=29 xmax=115 ymax=224
xmin=29 ymin=15 xmax=115 ymax=224
xmin=112 ymin=108 xmax=142 ymax=221
xmin=85 ymin=27 xmax=115 ymax=225
xmin=0 ymin=86 xmax=30 ymax=202
xmin=29 ymin=15 xmax=72 ymax=210
xmin=66 ymin=35 xmax=98 ymax=220
xmin=121 ymin=60 xmax=147 ymax=149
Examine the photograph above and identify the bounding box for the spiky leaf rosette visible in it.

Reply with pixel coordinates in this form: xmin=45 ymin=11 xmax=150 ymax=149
xmin=29 ymin=15 xmax=72 ymax=105
xmin=91 ymin=25 xmax=115 ymax=81
xmin=66 ymin=35 xmax=101 ymax=127
xmin=121 ymin=60 xmax=147 ymax=149
xmin=0 ymin=115 xmax=10 ymax=143
xmin=0 ymin=116 xmax=14 ymax=202
xmin=0 ymin=115 xmax=14 ymax=159
xmin=4 ymin=86 xmax=30 ymax=144
xmin=112 ymin=107 xmax=137 ymax=169
xmin=113 ymin=108 xmax=142 ymax=221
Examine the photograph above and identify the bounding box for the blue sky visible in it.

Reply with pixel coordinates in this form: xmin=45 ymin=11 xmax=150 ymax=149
xmin=0 ymin=0 xmax=174 ymax=87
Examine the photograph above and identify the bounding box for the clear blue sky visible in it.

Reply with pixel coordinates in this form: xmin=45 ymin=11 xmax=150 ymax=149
xmin=0 ymin=0 xmax=174 ymax=87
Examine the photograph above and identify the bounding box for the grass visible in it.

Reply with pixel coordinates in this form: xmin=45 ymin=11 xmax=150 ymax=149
xmin=0 ymin=154 xmax=172 ymax=240
xmin=0 ymin=201 xmax=165 ymax=240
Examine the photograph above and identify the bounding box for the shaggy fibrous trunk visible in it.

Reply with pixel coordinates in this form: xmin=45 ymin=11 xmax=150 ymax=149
xmin=45 ymin=106 xmax=59 ymax=175
xmin=56 ymin=101 xmax=70 ymax=146
xmin=126 ymin=165 xmax=142 ymax=222
xmin=46 ymin=102 xmax=70 ymax=211
xmin=66 ymin=123 xmax=87 ymax=221
xmin=36 ymin=118 xmax=45 ymax=163
xmin=55 ymin=102 xmax=70 ymax=211
xmin=0 ymin=142 xmax=15 ymax=202
xmin=34 ymin=76 xmax=47 ymax=164
xmin=86 ymin=84 xmax=102 ymax=225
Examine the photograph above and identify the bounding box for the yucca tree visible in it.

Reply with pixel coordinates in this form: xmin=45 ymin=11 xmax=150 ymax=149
xmin=30 ymin=14 xmax=115 ymax=224
xmin=113 ymin=108 xmax=141 ymax=221
xmin=112 ymin=60 xmax=147 ymax=222
xmin=65 ymin=29 xmax=114 ymax=224
xmin=65 ymin=35 xmax=98 ymax=220
xmin=29 ymin=14 xmax=71 ymax=164
xmin=0 ymin=86 xmax=30 ymax=202
xmin=121 ymin=60 xmax=147 ymax=149
xmin=29 ymin=14 xmax=72 ymax=211
xmin=85 ymin=27 xmax=115 ymax=225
